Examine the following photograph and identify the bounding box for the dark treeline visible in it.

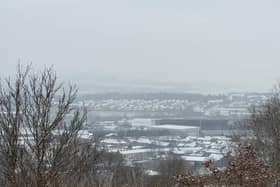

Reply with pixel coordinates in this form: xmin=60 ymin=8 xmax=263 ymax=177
xmin=76 ymin=92 xmax=227 ymax=102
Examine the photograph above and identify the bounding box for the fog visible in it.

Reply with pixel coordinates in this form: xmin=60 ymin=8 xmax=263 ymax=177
xmin=1 ymin=0 xmax=280 ymax=92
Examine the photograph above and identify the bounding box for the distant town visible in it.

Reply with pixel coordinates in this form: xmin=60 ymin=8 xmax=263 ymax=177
xmin=72 ymin=92 xmax=267 ymax=174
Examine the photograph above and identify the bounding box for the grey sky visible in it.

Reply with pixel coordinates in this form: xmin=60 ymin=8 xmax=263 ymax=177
xmin=1 ymin=0 xmax=280 ymax=92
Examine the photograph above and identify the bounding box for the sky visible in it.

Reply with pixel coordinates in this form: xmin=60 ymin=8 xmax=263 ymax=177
xmin=1 ymin=0 xmax=280 ymax=92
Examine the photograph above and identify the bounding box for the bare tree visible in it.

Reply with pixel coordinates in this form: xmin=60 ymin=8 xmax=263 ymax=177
xmin=147 ymin=154 xmax=189 ymax=187
xmin=0 ymin=65 xmax=97 ymax=187
xmin=175 ymin=144 xmax=274 ymax=187
xmin=249 ymin=82 xmax=280 ymax=183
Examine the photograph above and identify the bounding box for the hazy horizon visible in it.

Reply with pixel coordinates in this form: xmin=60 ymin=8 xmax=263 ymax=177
xmin=1 ymin=0 xmax=280 ymax=93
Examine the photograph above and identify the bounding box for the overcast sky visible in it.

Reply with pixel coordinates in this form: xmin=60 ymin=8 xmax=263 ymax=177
xmin=1 ymin=0 xmax=280 ymax=92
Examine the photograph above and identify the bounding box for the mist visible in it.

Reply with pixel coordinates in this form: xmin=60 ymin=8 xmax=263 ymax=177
xmin=1 ymin=0 xmax=280 ymax=92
